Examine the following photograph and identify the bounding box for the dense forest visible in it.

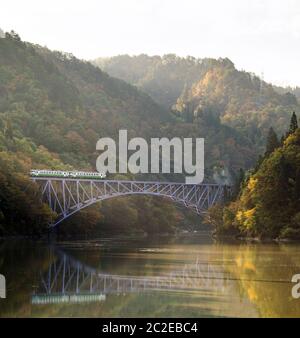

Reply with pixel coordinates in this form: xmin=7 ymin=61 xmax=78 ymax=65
xmin=206 ymin=113 xmax=300 ymax=240
xmin=0 ymin=32 xmax=299 ymax=238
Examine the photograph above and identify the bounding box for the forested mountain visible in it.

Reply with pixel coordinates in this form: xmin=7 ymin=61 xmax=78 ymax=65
xmin=0 ymin=32 xmax=256 ymax=236
xmin=0 ymin=32 xmax=175 ymax=235
xmin=94 ymin=55 xmax=299 ymax=149
xmin=1 ymin=32 xmax=294 ymax=236
xmin=95 ymin=54 xmax=300 ymax=239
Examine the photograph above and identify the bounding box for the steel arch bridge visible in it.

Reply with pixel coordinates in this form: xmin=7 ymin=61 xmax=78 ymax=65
xmin=32 ymin=178 xmax=228 ymax=228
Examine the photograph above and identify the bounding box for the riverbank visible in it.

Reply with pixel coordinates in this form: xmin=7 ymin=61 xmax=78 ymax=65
xmin=2 ymin=228 xmax=300 ymax=244
xmin=0 ymin=229 xmax=207 ymax=242
xmin=213 ymin=231 xmax=300 ymax=243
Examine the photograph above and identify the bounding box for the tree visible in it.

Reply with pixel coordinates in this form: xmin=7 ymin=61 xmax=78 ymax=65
xmin=232 ymin=168 xmax=245 ymax=199
xmin=289 ymin=112 xmax=298 ymax=135
xmin=5 ymin=30 xmax=21 ymax=41
xmin=265 ymin=127 xmax=279 ymax=157
xmin=254 ymin=154 xmax=264 ymax=172
xmin=294 ymin=169 xmax=300 ymax=200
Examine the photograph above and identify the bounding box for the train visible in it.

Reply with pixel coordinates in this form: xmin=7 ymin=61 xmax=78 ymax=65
xmin=30 ymin=169 xmax=106 ymax=179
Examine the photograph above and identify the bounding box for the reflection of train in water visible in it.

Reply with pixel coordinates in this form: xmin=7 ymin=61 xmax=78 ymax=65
xmin=30 ymin=169 xmax=106 ymax=179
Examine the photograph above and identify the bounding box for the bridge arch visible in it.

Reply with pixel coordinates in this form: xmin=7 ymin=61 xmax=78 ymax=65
xmin=32 ymin=178 xmax=227 ymax=228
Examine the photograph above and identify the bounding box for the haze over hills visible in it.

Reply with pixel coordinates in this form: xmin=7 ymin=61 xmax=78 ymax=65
xmin=94 ymin=54 xmax=299 ymax=148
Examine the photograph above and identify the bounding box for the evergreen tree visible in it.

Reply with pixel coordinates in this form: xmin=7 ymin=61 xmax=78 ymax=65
xmin=289 ymin=112 xmax=298 ymax=135
xmin=232 ymin=168 xmax=245 ymax=199
xmin=236 ymin=168 xmax=245 ymax=189
xmin=265 ymin=127 xmax=279 ymax=157
xmin=253 ymin=154 xmax=264 ymax=174
xmin=294 ymin=169 xmax=300 ymax=200
xmin=276 ymin=155 xmax=290 ymax=200
xmin=4 ymin=119 xmax=13 ymax=140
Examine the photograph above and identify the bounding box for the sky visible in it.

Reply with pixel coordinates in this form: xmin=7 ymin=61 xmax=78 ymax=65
xmin=1 ymin=0 xmax=300 ymax=87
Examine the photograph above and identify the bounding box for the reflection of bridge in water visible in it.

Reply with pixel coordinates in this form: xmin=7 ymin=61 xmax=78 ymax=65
xmin=32 ymin=250 xmax=232 ymax=305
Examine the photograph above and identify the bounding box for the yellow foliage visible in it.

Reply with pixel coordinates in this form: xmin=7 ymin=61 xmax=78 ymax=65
xmin=247 ymin=177 xmax=258 ymax=191
xmin=244 ymin=208 xmax=256 ymax=218
xmin=236 ymin=208 xmax=256 ymax=231
xmin=236 ymin=210 xmax=244 ymax=222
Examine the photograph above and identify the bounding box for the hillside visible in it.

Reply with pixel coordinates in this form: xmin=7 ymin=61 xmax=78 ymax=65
xmin=94 ymin=54 xmax=219 ymax=109
xmin=94 ymin=55 xmax=299 ymax=149
xmin=0 ymin=34 xmax=171 ymax=167
xmin=0 ymin=32 xmax=176 ymax=235
xmin=206 ymin=119 xmax=300 ymax=240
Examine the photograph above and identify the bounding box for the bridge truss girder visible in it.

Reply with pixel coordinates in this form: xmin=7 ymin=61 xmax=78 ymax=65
xmin=32 ymin=178 xmax=226 ymax=227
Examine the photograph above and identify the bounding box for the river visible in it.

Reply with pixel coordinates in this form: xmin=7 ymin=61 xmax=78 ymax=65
xmin=0 ymin=233 xmax=300 ymax=317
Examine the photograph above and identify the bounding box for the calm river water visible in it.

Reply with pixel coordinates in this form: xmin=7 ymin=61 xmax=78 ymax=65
xmin=0 ymin=234 xmax=300 ymax=317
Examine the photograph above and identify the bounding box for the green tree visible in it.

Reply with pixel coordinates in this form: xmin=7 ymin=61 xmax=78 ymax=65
xmin=4 ymin=118 xmax=13 ymax=140
xmin=265 ymin=127 xmax=279 ymax=157
xmin=232 ymin=168 xmax=245 ymax=199
xmin=289 ymin=112 xmax=298 ymax=135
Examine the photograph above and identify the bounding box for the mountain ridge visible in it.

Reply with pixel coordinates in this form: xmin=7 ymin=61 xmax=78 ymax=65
xmin=94 ymin=54 xmax=299 ymax=149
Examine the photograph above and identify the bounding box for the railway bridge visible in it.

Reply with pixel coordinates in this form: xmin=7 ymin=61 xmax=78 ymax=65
xmin=31 ymin=177 xmax=229 ymax=228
